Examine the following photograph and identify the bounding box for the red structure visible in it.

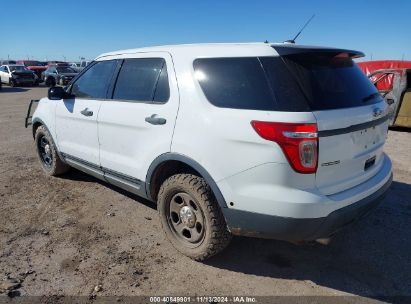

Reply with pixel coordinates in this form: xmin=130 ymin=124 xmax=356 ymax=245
xmin=357 ymin=60 xmax=411 ymax=91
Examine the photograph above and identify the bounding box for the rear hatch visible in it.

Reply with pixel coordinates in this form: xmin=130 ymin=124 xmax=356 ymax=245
xmin=275 ymin=47 xmax=390 ymax=195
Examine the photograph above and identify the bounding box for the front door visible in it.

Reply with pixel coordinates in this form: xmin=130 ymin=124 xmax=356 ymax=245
xmin=55 ymin=60 xmax=117 ymax=166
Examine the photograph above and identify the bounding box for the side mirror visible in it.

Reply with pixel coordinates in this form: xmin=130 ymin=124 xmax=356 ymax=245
xmin=48 ymin=86 xmax=71 ymax=100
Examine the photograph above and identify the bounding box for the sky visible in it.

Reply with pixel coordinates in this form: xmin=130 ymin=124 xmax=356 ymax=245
xmin=1 ymin=0 xmax=410 ymax=62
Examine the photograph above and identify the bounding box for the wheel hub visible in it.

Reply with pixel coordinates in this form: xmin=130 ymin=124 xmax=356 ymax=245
xmin=180 ymin=206 xmax=196 ymax=228
xmin=44 ymin=144 xmax=51 ymax=156
xmin=168 ymin=192 xmax=205 ymax=246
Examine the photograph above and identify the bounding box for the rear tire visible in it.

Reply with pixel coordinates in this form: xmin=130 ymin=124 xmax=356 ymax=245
xmin=157 ymin=174 xmax=231 ymax=261
xmin=35 ymin=125 xmax=70 ymax=176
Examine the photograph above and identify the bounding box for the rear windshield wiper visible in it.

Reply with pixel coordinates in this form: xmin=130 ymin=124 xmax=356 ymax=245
xmin=362 ymin=92 xmax=381 ymax=103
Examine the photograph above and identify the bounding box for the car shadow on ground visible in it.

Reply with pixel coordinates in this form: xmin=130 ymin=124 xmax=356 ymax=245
xmin=0 ymin=87 xmax=29 ymax=93
xmin=60 ymin=169 xmax=411 ymax=302
xmin=61 ymin=168 xmax=156 ymax=210
xmin=205 ymin=181 xmax=411 ymax=303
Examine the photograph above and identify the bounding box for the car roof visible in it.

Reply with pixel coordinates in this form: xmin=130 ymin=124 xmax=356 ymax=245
xmin=96 ymin=42 xmax=364 ymax=60
xmin=3 ymin=64 xmax=24 ymax=67
xmin=96 ymin=42 xmax=274 ymax=59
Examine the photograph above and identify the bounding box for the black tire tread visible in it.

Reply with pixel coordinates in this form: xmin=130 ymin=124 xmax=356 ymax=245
xmin=35 ymin=125 xmax=70 ymax=176
xmin=158 ymin=174 xmax=231 ymax=261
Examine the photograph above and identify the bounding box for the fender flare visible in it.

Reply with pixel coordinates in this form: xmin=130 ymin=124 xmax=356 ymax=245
xmin=32 ymin=117 xmax=48 ymax=138
xmin=145 ymin=153 xmax=228 ymax=209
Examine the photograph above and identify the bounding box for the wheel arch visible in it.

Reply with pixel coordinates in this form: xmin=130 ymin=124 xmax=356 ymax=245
xmin=32 ymin=118 xmax=65 ymax=161
xmin=146 ymin=153 xmax=228 ymax=209
xmin=32 ymin=117 xmax=45 ymax=139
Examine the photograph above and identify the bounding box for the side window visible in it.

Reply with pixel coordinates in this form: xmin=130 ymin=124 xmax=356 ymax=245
xmin=113 ymin=58 xmax=169 ymax=102
xmin=193 ymin=57 xmax=275 ymax=110
xmin=71 ymin=60 xmax=116 ymax=99
xmin=153 ymin=63 xmax=169 ymax=102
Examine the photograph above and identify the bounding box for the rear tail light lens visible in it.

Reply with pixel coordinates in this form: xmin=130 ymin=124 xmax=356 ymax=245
xmin=251 ymin=121 xmax=318 ymax=173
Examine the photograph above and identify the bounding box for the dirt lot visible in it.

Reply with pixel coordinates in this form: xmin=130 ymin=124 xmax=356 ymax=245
xmin=0 ymin=86 xmax=410 ymax=302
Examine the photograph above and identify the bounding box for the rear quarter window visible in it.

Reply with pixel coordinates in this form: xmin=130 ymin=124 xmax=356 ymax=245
xmin=193 ymin=57 xmax=277 ymax=111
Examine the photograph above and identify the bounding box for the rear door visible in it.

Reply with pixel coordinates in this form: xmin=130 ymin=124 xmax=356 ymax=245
xmin=97 ymin=52 xmax=179 ymax=184
xmin=55 ymin=60 xmax=117 ymax=165
xmin=277 ymin=51 xmax=390 ymax=195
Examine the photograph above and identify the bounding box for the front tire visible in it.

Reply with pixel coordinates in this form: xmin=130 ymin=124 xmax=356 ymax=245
xmin=158 ymin=174 xmax=231 ymax=261
xmin=9 ymin=79 xmax=15 ymax=87
xmin=35 ymin=125 xmax=70 ymax=176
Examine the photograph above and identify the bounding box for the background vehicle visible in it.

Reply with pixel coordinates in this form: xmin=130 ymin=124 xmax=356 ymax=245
xmin=358 ymin=60 xmax=411 ymax=128
xmin=0 ymin=60 xmax=17 ymax=65
xmin=78 ymin=60 xmax=91 ymax=71
xmin=45 ymin=61 xmax=67 ymax=67
xmin=29 ymin=43 xmax=392 ymax=260
xmin=0 ymin=64 xmax=37 ymax=87
xmin=43 ymin=66 xmax=78 ymax=86
xmin=68 ymin=62 xmax=80 ymax=71
xmin=16 ymin=60 xmax=45 ymax=82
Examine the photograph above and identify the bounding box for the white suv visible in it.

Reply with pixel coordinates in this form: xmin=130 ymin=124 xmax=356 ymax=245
xmin=30 ymin=43 xmax=393 ymax=260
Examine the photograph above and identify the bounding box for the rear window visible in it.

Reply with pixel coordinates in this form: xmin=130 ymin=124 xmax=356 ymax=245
xmin=281 ymin=53 xmax=382 ymax=110
xmin=194 ymin=55 xmax=381 ymax=111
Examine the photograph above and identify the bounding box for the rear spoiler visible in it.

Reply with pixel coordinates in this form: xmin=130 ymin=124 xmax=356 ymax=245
xmin=271 ymin=44 xmax=365 ymax=58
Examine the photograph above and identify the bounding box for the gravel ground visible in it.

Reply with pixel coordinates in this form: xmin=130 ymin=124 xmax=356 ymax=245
xmin=0 ymin=86 xmax=410 ymax=303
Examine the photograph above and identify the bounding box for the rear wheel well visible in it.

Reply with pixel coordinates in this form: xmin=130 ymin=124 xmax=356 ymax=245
xmin=149 ymin=160 xmax=201 ymax=202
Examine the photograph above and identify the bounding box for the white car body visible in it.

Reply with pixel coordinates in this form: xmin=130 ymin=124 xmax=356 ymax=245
xmin=31 ymin=43 xmax=392 ymax=241
xmin=0 ymin=64 xmax=37 ymax=86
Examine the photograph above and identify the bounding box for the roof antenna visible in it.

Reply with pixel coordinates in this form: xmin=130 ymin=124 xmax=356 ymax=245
xmin=284 ymin=14 xmax=315 ymax=44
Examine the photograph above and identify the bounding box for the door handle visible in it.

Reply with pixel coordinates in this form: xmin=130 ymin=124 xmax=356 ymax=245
xmin=80 ymin=108 xmax=93 ymax=117
xmin=145 ymin=114 xmax=166 ymax=125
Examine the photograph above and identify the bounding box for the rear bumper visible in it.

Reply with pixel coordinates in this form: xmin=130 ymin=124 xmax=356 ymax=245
xmin=224 ymin=173 xmax=392 ymax=241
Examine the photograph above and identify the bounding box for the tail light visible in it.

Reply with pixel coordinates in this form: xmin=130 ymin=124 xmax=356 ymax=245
xmin=251 ymin=121 xmax=318 ymax=173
